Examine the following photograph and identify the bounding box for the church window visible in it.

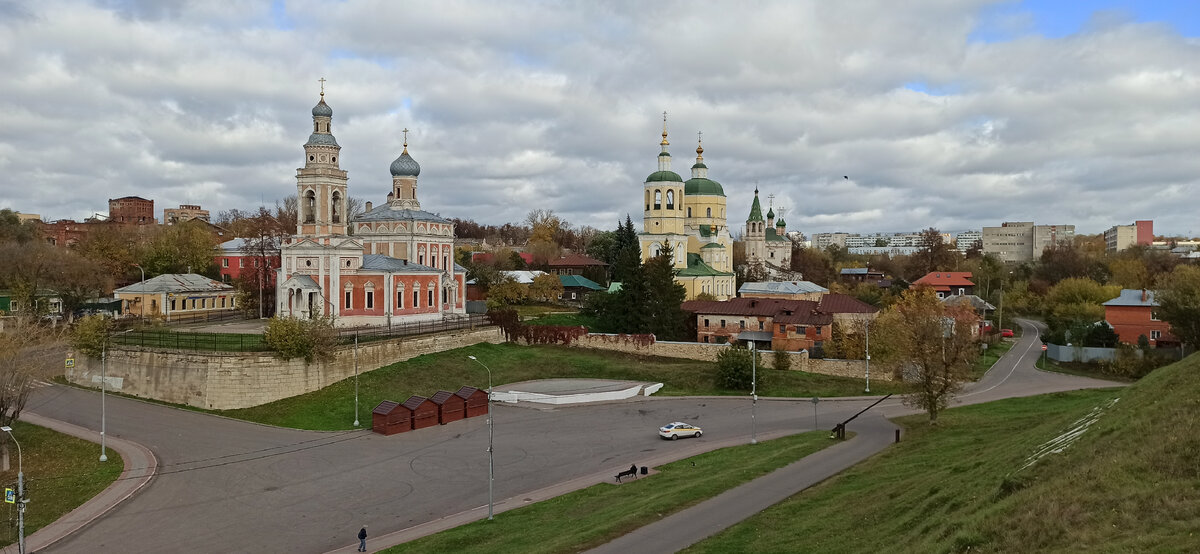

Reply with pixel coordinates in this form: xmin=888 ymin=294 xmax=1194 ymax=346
xmin=413 ymin=290 xmax=419 ymax=308
xmin=309 ymin=155 xmax=315 ymax=161
xmin=366 ymin=291 xmax=374 ymax=309
xmin=443 ymin=288 xmax=448 ymax=304
xmin=687 ymin=207 xmax=691 ymax=217
xmin=706 ymin=207 xmax=712 ymax=218
xmin=304 ymin=191 xmax=316 ymax=223
xmin=331 ymin=156 xmax=336 ymax=163
xmin=645 ymin=190 xmax=650 ymax=211
xmin=666 ymin=190 xmax=674 ymax=210
xmin=654 ymin=190 xmax=662 ymax=210
xmin=305 ymin=259 xmax=312 ymax=267
xmin=444 ymin=256 xmax=448 ymax=269
xmin=332 ymin=191 xmax=342 ymax=223
xmin=170 ymin=299 xmax=176 ymax=311
xmin=428 ymin=290 xmax=435 ymax=307
xmin=345 ymin=290 xmax=352 ymax=309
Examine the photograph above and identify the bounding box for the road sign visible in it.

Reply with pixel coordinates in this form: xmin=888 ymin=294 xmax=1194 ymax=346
xmin=65 ymin=358 xmax=75 ymax=368
xmin=4 ymin=488 xmax=13 ymax=504
xmin=1041 ymin=345 xmax=1048 ymax=352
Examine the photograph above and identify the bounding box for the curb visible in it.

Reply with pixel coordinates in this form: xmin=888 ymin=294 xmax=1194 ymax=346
xmin=0 ymin=412 xmax=158 ymax=553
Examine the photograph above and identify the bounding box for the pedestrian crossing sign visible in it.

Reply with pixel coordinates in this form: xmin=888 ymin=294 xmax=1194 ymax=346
xmin=65 ymin=358 xmax=75 ymax=368
xmin=4 ymin=488 xmax=13 ymax=504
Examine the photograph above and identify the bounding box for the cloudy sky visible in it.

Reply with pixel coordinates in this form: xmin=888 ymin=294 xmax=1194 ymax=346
xmin=3 ymin=0 xmax=1198 ymax=237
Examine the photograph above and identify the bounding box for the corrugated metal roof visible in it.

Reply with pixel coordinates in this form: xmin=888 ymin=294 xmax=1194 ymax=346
xmin=1103 ymin=289 xmax=1159 ymax=307
xmin=355 ymin=205 xmax=449 ymax=224
xmin=361 ymin=254 xmax=441 ymax=273
xmin=430 ymin=390 xmax=457 ymax=405
xmin=455 ymin=386 xmax=483 ymax=399
xmin=816 ymin=293 xmax=879 ymax=314
xmin=548 ymin=253 xmax=606 ymax=267
xmin=738 ymin=281 xmax=828 ymax=295
xmin=114 ymin=274 xmax=233 ymax=294
xmin=559 ymin=275 xmax=604 ymax=290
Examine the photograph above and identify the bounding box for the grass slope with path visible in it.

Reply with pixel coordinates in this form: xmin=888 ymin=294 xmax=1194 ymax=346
xmin=223 ymin=342 xmax=909 ymax=430
xmin=0 ymin=421 xmax=123 ymax=547
xmin=687 ymin=353 xmax=1200 ymax=553
xmin=386 ymin=431 xmax=840 ymax=554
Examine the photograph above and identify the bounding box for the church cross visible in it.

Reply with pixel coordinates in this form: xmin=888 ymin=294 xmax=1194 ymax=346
xmin=318 ymin=77 xmax=326 ymax=97
xmin=767 ymin=193 xmax=775 ymax=207
xmin=697 ymin=130 xmax=702 ymax=143
xmin=402 ymin=127 xmax=409 ymax=147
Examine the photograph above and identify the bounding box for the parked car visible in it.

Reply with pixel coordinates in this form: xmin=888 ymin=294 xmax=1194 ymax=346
xmin=659 ymin=422 xmax=702 ymax=440
xmin=1000 ymin=328 xmax=1014 ymax=338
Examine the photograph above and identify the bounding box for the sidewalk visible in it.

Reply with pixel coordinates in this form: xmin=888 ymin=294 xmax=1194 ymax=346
xmin=0 ymin=412 xmax=157 ymax=554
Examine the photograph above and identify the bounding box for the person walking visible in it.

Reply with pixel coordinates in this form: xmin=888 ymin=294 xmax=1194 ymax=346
xmin=357 ymin=525 xmax=368 ymax=552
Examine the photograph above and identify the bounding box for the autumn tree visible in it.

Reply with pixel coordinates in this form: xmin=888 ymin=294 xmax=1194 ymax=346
xmin=1042 ymin=277 xmax=1120 ymax=342
xmin=875 ymin=287 xmax=980 ymax=423
xmin=137 ymin=222 xmax=219 ymax=277
xmin=0 ymin=209 xmax=37 ymax=244
xmin=1156 ymin=265 xmax=1200 ymax=349
xmin=528 ymin=273 xmax=564 ymax=303
xmin=485 ymin=276 xmax=527 ymax=310
xmin=0 ymin=320 xmax=66 ymax=431
xmin=790 ymin=247 xmax=835 ymax=286
xmin=909 ymin=228 xmax=957 ymax=279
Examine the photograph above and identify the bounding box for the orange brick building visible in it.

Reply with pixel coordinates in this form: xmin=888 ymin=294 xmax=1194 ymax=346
xmin=1103 ymin=289 xmax=1176 ymax=347
xmin=682 ymin=293 xmax=877 ymax=351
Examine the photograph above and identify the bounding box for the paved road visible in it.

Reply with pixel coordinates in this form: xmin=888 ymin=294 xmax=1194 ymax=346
xmin=25 ymin=318 xmax=1121 ymax=553
xmin=585 ymin=318 xmax=1125 ymax=554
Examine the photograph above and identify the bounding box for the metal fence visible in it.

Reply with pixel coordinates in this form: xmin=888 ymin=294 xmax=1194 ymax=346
xmin=336 ymin=314 xmax=493 ymax=344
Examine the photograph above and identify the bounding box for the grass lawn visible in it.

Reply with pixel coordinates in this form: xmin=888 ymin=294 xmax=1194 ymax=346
xmin=524 ymin=312 xmax=598 ymax=328
xmin=112 ymin=328 xmax=267 ymax=352
xmin=686 ymin=353 xmax=1199 ymax=553
xmin=222 ymin=342 xmax=910 ymax=430
xmin=388 ymin=430 xmax=839 ymax=554
xmin=0 ymin=421 xmax=123 ymax=547
xmin=1036 ymin=355 xmax=1136 ymax=383
xmin=968 ymin=338 xmax=1015 ymax=380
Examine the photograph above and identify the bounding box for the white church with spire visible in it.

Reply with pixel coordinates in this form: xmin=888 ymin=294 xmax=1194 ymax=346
xmin=277 ymin=84 xmax=466 ymax=325
xmin=638 ymin=114 xmax=736 ymax=300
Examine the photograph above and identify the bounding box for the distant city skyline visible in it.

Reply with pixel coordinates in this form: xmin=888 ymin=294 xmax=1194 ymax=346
xmin=2 ymin=1 xmax=1198 ymax=236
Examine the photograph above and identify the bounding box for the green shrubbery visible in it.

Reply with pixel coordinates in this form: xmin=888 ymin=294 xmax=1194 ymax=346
xmin=263 ymin=316 xmax=337 ymax=363
xmin=716 ymin=345 xmax=763 ymax=390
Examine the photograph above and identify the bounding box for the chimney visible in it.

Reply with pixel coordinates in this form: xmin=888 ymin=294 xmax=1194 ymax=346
xmin=365 ymin=201 xmax=373 ymax=212
xmin=1142 ymin=289 xmax=1148 ymax=302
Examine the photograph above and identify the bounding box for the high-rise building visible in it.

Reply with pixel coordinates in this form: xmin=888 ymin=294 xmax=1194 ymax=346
xmin=1104 ymin=220 xmax=1153 ymax=252
xmin=982 ymin=221 xmax=1075 ymax=262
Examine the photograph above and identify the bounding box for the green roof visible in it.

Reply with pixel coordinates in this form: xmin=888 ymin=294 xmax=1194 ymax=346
xmin=646 ymin=170 xmax=683 ymax=183
xmin=677 ymin=253 xmax=734 ymax=277
xmin=698 ymin=225 xmax=721 ymax=237
xmin=692 ymin=162 xmax=707 ymax=169
xmin=658 ymin=151 xmax=671 ymax=157
xmin=766 ymin=207 xmax=775 ymax=219
xmin=748 ymin=193 xmax=764 ymax=222
xmin=607 ymin=282 xmax=623 ymax=293
xmin=765 ymin=228 xmax=788 ymax=242
xmin=701 ymin=242 xmax=724 ymax=249
xmin=776 ymin=218 xmax=786 ymax=227
xmin=684 ymin=177 xmax=724 ymax=196
xmin=558 ymin=274 xmax=604 ymax=291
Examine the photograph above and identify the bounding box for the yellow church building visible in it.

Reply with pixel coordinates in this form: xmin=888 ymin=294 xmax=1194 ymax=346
xmin=639 ymin=116 xmax=736 ymax=300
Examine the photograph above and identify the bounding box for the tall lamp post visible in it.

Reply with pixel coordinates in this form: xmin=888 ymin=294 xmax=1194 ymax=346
xmin=864 ymin=318 xmax=871 ymax=393
xmin=101 ymin=328 xmax=133 ymax=462
xmin=750 ymin=342 xmax=757 ymax=445
xmin=352 ymin=333 xmax=359 ymax=427
xmin=133 ymin=264 xmax=146 ymax=324
xmin=467 ymin=355 xmax=495 ymax=521
xmin=2 ymin=426 xmax=25 ymax=554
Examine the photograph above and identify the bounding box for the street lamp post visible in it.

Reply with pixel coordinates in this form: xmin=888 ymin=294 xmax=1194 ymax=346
xmin=750 ymin=342 xmax=757 ymax=445
xmin=2 ymin=426 xmax=25 ymax=554
xmin=467 ymin=355 xmax=494 ymax=521
xmin=864 ymin=319 xmax=871 ymax=393
xmin=101 ymin=329 xmax=133 ymax=462
xmin=353 ymin=333 xmax=360 ymax=427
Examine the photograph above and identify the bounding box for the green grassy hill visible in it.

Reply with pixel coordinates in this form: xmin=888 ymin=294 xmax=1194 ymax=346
xmin=689 ymin=353 xmax=1200 ymax=553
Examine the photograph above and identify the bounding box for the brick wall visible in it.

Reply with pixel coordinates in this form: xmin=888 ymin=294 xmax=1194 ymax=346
xmin=64 ymin=327 xmax=504 ymax=410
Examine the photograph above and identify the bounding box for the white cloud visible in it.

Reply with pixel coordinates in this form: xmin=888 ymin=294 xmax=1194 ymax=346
xmin=1 ymin=0 xmax=1198 ymax=237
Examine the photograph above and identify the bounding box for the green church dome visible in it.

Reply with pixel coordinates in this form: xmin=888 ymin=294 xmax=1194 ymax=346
xmin=646 ymin=170 xmax=683 ymax=183
xmin=684 ymin=177 xmax=725 ymax=196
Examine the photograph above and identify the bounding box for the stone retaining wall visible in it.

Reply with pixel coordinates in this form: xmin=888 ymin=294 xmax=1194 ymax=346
xmin=65 ymin=327 xmax=504 ymax=410
xmin=563 ymin=334 xmax=895 ymax=381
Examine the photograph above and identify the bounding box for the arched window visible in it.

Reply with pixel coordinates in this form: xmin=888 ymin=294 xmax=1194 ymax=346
xmin=687 ymin=207 xmax=692 ymax=217
xmin=331 ymin=191 xmax=342 ymax=223
xmin=654 ymin=190 xmax=662 ymax=210
xmin=666 ymin=190 xmax=674 ymax=210
xmin=706 ymin=207 xmax=711 ymax=218
xmin=396 ymin=282 xmax=405 ymax=310
xmin=645 ymin=190 xmax=651 ymax=211
xmin=304 ymin=190 xmax=316 ymax=223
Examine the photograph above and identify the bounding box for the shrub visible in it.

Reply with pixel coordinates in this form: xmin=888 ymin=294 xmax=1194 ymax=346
xmin=71 ymin=315 xmax=114 ymax=358
xmin=772 ymin=348 xmax=792 ymax=371
xmin=263 ymin=316 xmax=337 ymax=363
xmin=716 ymin=345 xmax=763 ymax=391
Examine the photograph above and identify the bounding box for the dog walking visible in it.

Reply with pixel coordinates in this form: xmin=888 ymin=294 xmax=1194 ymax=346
xmin=357 ymin=525 xmax=367 ymax=552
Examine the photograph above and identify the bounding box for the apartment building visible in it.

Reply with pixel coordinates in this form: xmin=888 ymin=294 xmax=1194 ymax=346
xmin=982 ymin=221 xmax=1074 ymax=262
xmin=1104 ymin=220 xmax=1153 ymax=252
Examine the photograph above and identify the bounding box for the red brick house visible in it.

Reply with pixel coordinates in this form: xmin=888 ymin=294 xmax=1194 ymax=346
xmin=912 ymin=271 xmax=975 ymax=298
xmin=1103 ymin=289 xmax=1176 ymax=347
xmin=682 ymin=293 xmax=878 ymax=351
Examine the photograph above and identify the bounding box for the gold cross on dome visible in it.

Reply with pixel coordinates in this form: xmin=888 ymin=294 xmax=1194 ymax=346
xmin=318 ymin=77 xmax=326 ymax=97
xmin=402 ymin=127 xmax=409 ymax=147
xmin=697 ymin=130 xmax=702 ymax=143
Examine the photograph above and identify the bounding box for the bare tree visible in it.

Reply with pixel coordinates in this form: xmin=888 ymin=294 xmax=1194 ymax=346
xmin=0 ymin=319 xmax=66 ymax=430
xmin=276 ymin=195 xmax=298 ymax=233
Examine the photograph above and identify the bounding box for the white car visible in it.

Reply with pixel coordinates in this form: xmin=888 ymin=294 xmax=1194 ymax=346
xmin=659 ymin=422 xmax=702 ymax=440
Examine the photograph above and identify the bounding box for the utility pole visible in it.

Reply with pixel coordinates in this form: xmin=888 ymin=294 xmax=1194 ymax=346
xmin=864 ymin=318 xmax=871 ymax=393
xmin=2 ymin=427 xmax=25 ymax=554
xmin=750 ymin=342 xmax=758 ymax=445
xmin=353 ymin=332 xmax=360 ymax=427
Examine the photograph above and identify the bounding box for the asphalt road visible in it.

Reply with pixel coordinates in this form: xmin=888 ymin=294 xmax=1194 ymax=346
xmin=26 ymin=318 xmax=1121 ymax=553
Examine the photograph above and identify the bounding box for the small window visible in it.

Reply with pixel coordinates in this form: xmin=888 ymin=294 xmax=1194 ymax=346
xmin=222 ymin=258 xmax=229 ymax=268
xmin=687 ymin=207 xmax=692 ymax=217
xmin=1151 ymin=330 xmax=1161 ymax=340
xmin=1151 ymin=310 xmax=1161 ymax=321
xmin=239 ymin=259 xmax=245 ymax=268
xmin=396 ymin=291 xmax=403 ymax=309
xmin=706 ymin=207 xmax=711 ymax=217
xmin=704 ymin=318 xmax=710 ymax=327
xmin=666 ymin=190 xmax=675 ymax=210
xmin=779 ymin=324 xmax=785 ymax=333
xmin=366 ymin=291 xmax=374 ymax=309
xmin=720 ymin=319 xmax=726 ymax=328
xmin=413 ymin=290 xmax=419 ymax=307
xmin=345 ymin=291 xmax=352 ymax=309
xmin=739 ymin=320 xmax=745 ymax=329
xmin=759 ymin=321 xmax=764 ymax=330
xmin=220 ymin=297 xmax=226 ymax=308
xmin=798 ymin=325 xmax=806 ymax=333
xmin=170 ymin=299 xmax=176 ymax=310
xmin=428 ymin=290 xmax=434 ymax=306
xmin=654 ymin=190 xmax=662 ymax=210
